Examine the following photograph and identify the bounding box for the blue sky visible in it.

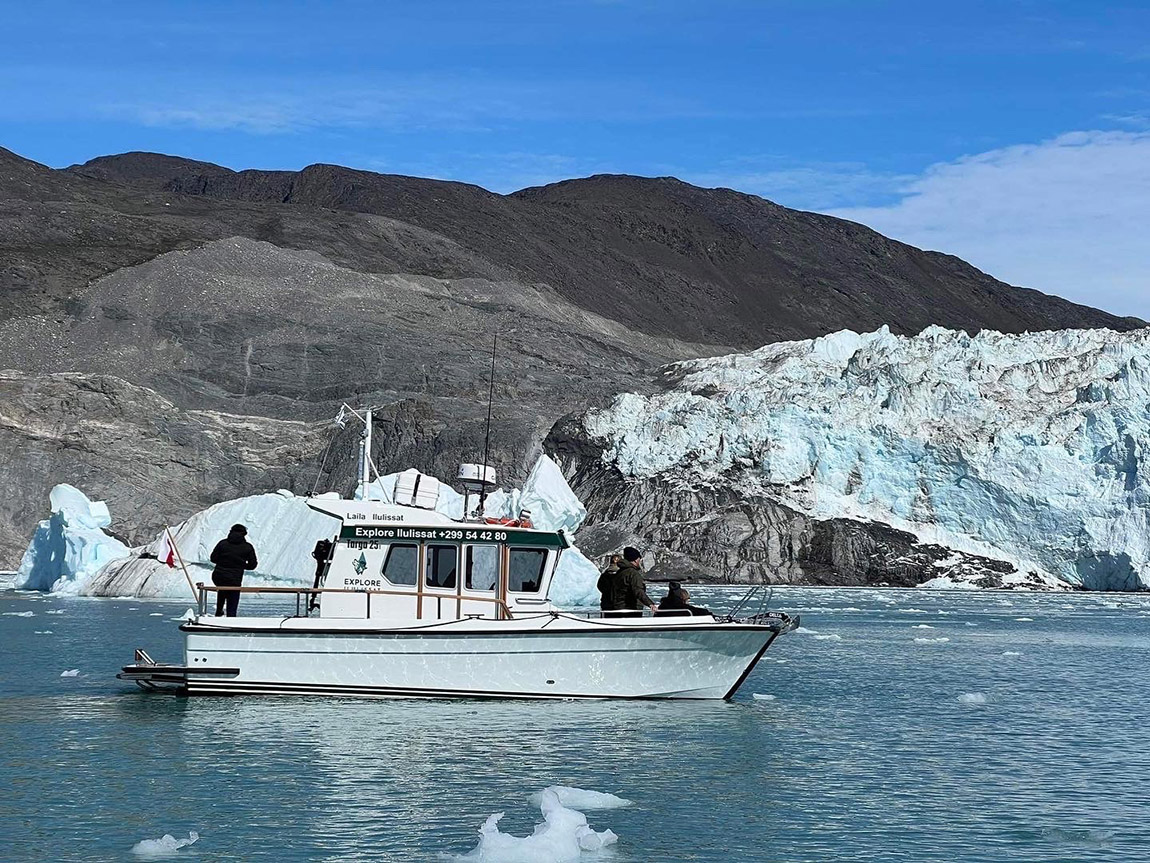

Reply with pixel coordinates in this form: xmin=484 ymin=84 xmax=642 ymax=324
xmin=3 ymin=0 xmax=1149 ymax=317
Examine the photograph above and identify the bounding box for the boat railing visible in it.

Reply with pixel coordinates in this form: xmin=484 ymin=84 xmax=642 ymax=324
xmin=195 ymin=583 xmax=514 ymax=621
xmin=725 ymin=582 xmax=774 ymax=622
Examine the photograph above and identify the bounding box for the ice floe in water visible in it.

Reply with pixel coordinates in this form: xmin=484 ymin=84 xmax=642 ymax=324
xmin=1002 ymin=651 xmax=1022 ymax=656
xmin=452 ymin=787 xmax=619 ymax=862
xmin=131 ymin=831 xmax=199 ymax=858
xmin=2 ymin=611 xmax=34 ymax=617
xmin=957 ymin=692 xmax=988 ymax=704
xmin=59 ymin=669 xmax=79 ymax=677
xmin=1014 ymin=617 xmax=1035 ymax=621
xmin=912 ymin=624 xmax=935 ymax=629
xmin=914 ymin=637 xmax=951 ymax=644
xmin=752 ymin=693 xmax=777 ymax=701
xmin=527 ymin=786 xmax=630 ymax=810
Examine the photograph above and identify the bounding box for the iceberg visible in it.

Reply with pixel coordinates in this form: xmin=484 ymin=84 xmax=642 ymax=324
xmin=352 ymin=455 xmax=598 ymax=606
xmin=583 ymin=326 xmax=1150 ymax=590
xmin=14 ymin=485 xmax=130 ymax=593
xmin=86 ymin=491 xmax=340 ymax=598
xmin=20 ymin=455 xmax=601 ymax=603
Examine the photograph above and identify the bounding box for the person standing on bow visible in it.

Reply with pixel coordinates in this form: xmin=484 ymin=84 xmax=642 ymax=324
xmin=210 ymin=523 xmax=258 ymax=617
xmin=616 ymin=546 xmax=657 ymax=615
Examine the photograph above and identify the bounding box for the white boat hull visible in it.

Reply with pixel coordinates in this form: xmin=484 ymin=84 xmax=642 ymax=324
xmin=159 ymin=614 xmax=789 ymax=700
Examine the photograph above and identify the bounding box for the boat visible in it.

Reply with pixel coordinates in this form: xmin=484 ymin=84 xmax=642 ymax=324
xmin=118 ymin=407 xmax=798 ymax=700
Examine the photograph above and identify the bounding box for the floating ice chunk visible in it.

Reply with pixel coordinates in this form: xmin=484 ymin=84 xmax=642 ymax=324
xmin=14 ymin=484 xmax=131 ymax=593
xmin=914 ymin=637 xmax=950 ymax=644
xmin=452 ymin=787 xmax=618 ymax=862
xmin=957 ymin=692 xmax=988 ymax=704
xmin=2 ymin=611 xmax=34 ymax=617
xmin=912 ymin=624 xmax=935 ymax=629
xmin=60 ymin=669 xmax=79 ymax=677
xmin=528 ymin=786 xmax=630 ymax=810
xmin=149 ymin=613 xmax=163 ymax=617
xmin=1002 ymin=651 xmax=1022 ymax=656
xmin=131 ymin=831 xmax=199 ymax=858
xmin=752 ymin=693 xmax=776 ymax=701
xmin=964 ymin=622 xmax=978 ymax=627
xmin=1014 ymin=617 xmax=1034 ymax=621
xmin=813 ymin=633 xmax=842 ymax=641
xmin=34 ymin=630 xmax=53 ymax=634
xmin=46 ymin=609 xmax=65 ymax=615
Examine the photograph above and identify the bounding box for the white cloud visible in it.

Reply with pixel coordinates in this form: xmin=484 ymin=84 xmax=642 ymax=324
xmin=831 ymin=131 xmax=1150 ymax=320
xmin=683 ymin=158 xmax=912 ymax=211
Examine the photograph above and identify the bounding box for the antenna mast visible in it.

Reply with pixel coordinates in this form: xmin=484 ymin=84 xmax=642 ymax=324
xmin=478 ymin=335 xmax=497 ymax=513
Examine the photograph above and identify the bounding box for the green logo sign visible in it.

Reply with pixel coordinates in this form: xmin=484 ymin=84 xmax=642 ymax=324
xmin=353 ymin=552 xmax=367 ymax=575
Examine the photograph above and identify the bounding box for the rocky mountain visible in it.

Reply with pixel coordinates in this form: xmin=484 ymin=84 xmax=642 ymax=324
xmin=0 ymin=144 xmax=1142 ymax=576
xmin=67 ymin=152 xmax=1142 ymax=346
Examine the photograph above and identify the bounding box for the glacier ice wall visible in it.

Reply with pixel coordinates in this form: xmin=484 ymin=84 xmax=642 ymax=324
xmin=584 ymin=325 xmax=1150 ymax=590
xmin=14 ymin=485 xmax=130 ymax=593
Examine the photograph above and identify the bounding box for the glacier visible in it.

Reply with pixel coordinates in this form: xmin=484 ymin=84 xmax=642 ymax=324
xmin=583 ymin=325 xmax=1150 ymax=591
xmin=14 ymin=455 xmax=603 ymax=604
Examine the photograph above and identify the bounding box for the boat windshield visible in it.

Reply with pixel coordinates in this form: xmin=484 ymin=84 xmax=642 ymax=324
xmin=508 ymin=548 xmax=546 ymax=592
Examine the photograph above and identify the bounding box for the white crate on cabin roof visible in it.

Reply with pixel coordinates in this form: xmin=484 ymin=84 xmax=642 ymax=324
xmin=393 ymin=469 xmax=441 ymax=510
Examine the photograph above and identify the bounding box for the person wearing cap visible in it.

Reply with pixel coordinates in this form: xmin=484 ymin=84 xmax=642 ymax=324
xmin=612 ymin=547 xmax=656 ymax=615
xmin=209 ymin=523 xmax=258 ymax=617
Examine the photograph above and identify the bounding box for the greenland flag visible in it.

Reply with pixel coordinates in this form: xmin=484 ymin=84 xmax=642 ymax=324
xmin=156 ymin=531 xmax=177 ymax=568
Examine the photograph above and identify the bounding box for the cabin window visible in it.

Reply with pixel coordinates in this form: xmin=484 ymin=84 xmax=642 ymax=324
xmin=382 ymin=543 xmax=418 ymax=586
xmin=508 ymin=548 xmax=547 ymax=592
xmin=425 ymin=544 xmax=458 ymax=589
xmin=465 ymin=545 xmax=498 ymax=591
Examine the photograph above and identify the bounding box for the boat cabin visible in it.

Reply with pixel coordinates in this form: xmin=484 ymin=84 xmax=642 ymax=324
xmin=307 ymin=497 xmax=569 ymax=621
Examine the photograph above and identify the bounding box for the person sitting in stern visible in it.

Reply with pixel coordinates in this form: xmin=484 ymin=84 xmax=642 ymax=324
xmin=657 ymin=581 xmax=711 ymax=617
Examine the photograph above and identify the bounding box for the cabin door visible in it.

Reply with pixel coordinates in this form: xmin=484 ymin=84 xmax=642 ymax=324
xmin=460 ymin=543 xmax=501 ymax=618
xmin=420 ymin=543 xmax=460 ymax=621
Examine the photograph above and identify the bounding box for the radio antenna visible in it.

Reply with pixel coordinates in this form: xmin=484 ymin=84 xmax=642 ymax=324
xmin=479 ymin=335 xmax=497 ymax=514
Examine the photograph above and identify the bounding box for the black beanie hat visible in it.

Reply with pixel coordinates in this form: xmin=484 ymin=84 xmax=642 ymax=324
xmin=230 ymin=523 xmax=248 ymax=535
xmin=623 ymin=546 xmax=641 ymax=562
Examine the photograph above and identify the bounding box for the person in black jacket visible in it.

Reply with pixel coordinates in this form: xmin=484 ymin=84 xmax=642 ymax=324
xmin=210 ymin=523 xmax=258 ymax=617
xmin=657 ymin=581 xmax=711 ymax=617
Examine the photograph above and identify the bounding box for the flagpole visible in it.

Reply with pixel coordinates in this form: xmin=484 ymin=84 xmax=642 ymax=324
xmin=165 ymin=526 xmax=198 ymax=601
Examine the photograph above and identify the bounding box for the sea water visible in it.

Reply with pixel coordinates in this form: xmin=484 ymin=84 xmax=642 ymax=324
xmin=2 ymin=586 xmax=1149 ymax=862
